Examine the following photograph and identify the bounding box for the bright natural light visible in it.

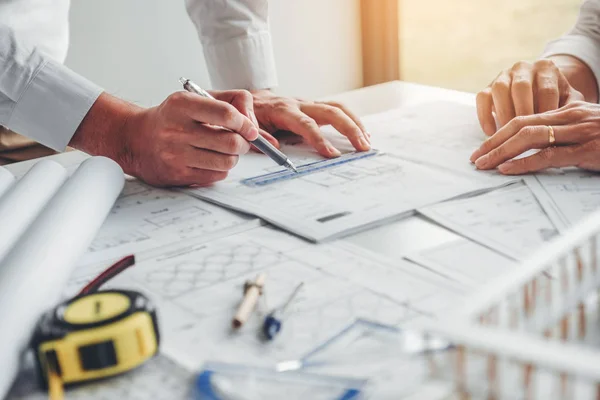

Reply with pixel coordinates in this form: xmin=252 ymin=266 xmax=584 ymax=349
xmin=400 ymin=0 xmax=581 ymax=91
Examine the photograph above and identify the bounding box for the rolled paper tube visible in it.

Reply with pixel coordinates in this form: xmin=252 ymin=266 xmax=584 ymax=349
xmin=0 ymin=157 xmax=124 ymax=398
xmin=0 ymin=160 xmax=67 ymax=263
xmin=0 ymin=166 xmax=14 ymax=198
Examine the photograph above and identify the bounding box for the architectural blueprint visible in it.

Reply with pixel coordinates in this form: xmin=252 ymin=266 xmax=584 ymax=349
xmin=81 ymin=180 xmax=259 ymax=263
xmin=419 ymin=183 xmax=559 ymax=260
xmin=406 ymin=237 xmax=517 ymax=288
xmin=358 ymin=101 xmax=519 ymax=185
xmin=65 ymin=181 xmax=260 ymax=297
xmin=80 ymin=226 xmax=466 ymax=372
xmin=186 ymin=148 xmax=490 ymax=242
xmin=526 ymin=168 xmax=600 ymax=231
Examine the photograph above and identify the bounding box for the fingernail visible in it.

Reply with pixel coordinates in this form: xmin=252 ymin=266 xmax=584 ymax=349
xmin=475 ymin=154 xmax=489 ymax=169
xmin=327 ymin=144 xmax=342 ymax=157
xmin=249 ymin=126 xmax=259 ymax=139
xmin=484 ymin=123 xmax=496 ymax=137
xmin=470 ymin=150 xmax=481 ymax=163
xmin=498 ymin=162 xmax=512 ymax=174
xmin=358 ymin=137 xmax=371 ymax=150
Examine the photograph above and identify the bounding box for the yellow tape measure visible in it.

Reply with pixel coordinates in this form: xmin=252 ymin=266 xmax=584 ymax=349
xmin=31 ymin=289 xmax=160 ymax=391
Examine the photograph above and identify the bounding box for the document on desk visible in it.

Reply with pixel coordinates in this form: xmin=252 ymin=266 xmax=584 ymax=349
xmin=78 ymin=180 xmax=261 ymax=266
xmin=406 ymin=237 xmax=517 ymax=288
xmin=82 ymin=225 xmax=466 ymax=371
xmin=526 ymin=168 xmax=600 ymax=232
xmin=185 ymin=142 xmax=490 ymax=242
xmin=356 ymin=101 xmax=519 ymax=186
xmin=419 ymin=183 xmax=559 ymax=260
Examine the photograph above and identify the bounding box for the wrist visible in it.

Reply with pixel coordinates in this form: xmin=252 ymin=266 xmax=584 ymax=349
xmin=549 ymin=55 xmax=599 ymax=103
xmin=69 ymin=93 xmax=144 ymax=174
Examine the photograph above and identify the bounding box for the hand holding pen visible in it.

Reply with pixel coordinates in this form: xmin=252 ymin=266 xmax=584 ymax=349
xmin=180 ymin=78 xmax=298 ymax=173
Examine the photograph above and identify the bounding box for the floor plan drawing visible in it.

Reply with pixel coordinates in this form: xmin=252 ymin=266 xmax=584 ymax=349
xmin=406 ymin=237 xmax=517 ymax=287
xmin=79 ymin=180 xmax=260 ymax=266
xmin=419 ymin=183 xmax=559 ymax=260
xmin=187 ymin=151 xmax=489 ymax=241
xmin=360 ymin=101 xmax=517 ymax=185
xmin=527 ymin=168 xmax=600 ymax=230
xmin=79 ymin=226 xmax=466 ymax=371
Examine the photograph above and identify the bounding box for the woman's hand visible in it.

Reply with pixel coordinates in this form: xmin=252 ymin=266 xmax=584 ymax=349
xmin=476 ymin=60 xmax=584 ymax=136
xmin=470 ymin=101 xmax=600 ymax=174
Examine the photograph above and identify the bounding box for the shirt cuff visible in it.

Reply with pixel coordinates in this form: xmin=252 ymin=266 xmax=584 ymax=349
xmin=203 ymin=31 xmax=278 ymax=91
xmin=542 ymin=34 xmax=600 ymax=102
xmin=7 ymin=59 xmax=103 ymax=151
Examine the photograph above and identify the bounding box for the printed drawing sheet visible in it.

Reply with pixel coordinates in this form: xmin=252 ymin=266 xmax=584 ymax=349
xmin=419 ymin=182 xmax=559 ymax=260
xmin=526 ymin=168 xmax=600 ymax=232
xmin=65 ymin=181 xmax=261 ymax=296
xmin=357 ymin=101 xmax=519 ymax=186
xmin=74 ymin=226 xmax=466 ymax=372
xmin=185 ymin=142 xmax=491 ymax=242
xmin=81 ymin=180 xmax=259 ymax=262
xmin=406 ymin=237 xmax=517 ymax=288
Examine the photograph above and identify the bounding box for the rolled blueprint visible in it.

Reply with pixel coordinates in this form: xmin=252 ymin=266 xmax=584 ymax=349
xmin=0 ymin=160 xmax=67 ymax=262
xmin=0 ymin=166 xmax=14 ymax=198
xmin=0 ymin=157 xmax=124 ymax=398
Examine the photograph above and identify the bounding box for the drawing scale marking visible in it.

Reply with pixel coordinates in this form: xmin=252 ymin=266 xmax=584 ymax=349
xmin=241 ymin=150 xmax=380 ymax=187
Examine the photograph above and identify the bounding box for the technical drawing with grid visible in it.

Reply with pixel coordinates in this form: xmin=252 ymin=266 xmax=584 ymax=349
xmin=141 ymin=243 xmax=286 ymax=299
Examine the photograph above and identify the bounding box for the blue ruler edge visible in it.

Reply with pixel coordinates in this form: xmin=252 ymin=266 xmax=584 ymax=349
xmin=241 ymin=150 xmax=380 ymax=187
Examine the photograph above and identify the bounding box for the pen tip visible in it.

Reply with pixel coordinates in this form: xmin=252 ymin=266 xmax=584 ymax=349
xmin=179 ymin=77 xmax=188 ymax=85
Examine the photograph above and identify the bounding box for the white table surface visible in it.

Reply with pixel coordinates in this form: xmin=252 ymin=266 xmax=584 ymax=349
xmin=323 ymin=81 xmax=475 ymax=259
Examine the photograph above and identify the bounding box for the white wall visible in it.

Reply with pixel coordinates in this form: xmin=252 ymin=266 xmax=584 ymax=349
xmin=65 ymin=0 xmax=363 ymax=107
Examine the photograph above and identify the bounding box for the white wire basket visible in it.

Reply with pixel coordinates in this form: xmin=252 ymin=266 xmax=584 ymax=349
xmin=414 ymin=209 xmax=600 ymax=400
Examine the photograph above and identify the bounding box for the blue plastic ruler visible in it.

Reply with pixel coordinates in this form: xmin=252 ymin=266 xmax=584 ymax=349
xmin=241 ymin=149 xmax=380 ymax=187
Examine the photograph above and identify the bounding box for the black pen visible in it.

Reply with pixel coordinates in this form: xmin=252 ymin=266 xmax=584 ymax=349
xmin=179 ymin=77 xmax=298 ymax=173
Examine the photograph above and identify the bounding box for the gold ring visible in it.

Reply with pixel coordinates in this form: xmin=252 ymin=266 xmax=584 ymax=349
xmin=547 ymin=125 xmax=556 ymax=145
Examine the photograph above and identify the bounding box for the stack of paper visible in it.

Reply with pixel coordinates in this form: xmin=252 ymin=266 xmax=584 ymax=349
xmin=526 ymin=168 xmax=600 ymax=231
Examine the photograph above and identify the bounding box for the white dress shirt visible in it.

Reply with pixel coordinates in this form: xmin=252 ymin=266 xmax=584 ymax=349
xmin=542 ymin=0 xmax=600 ymax=97
xmin=0 ymin=0 xmax=277 ymax=152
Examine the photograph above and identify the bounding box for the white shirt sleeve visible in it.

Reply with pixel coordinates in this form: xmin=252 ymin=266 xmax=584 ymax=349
xmin=0 ymin=25 xmax=103 ymax=151
xmin=542 ymin=0 xmax=600 ymax=98
xmin=185 ymin=0 xmax=278 ymax=90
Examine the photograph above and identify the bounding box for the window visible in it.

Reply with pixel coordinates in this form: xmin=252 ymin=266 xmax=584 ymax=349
xmin=398 ymin=0 xmax=581 ymax=92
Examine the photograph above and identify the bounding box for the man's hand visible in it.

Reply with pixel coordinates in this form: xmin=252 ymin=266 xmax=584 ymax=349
xmin=251 ymin=89 xmax=371 ymax=157
xmin=476 ymin=59 xmax=584 ymax=136
xmin=470 ymin=101 xmax=600 ymax=174
xmin=70 ymin=90 xmax=259 ymax=187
